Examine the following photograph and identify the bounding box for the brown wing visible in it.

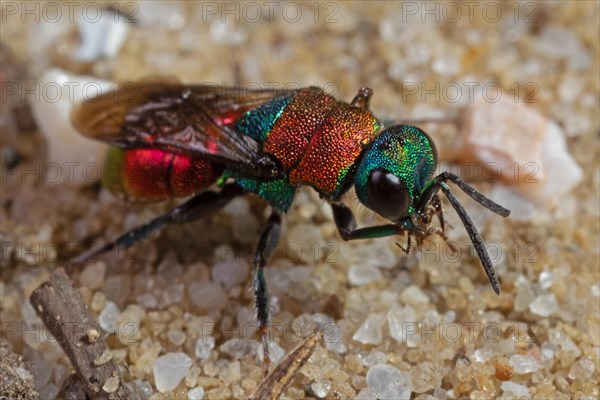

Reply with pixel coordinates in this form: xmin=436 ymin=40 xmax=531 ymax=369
xmin=71 ymin=83 xmax=297 ymax=177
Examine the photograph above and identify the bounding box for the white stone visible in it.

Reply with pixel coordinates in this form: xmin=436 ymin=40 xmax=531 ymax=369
xmin=219 ymin=339 xmax=253 ymax=359
xmin=311 ymin=380 xmax=332 ymax=398
xmin=353 ymin=314 xmax=386 ymax=345
xmin=187 ymin=281 xmax=227 ymax=311
xmin=167 ymin=330 xmax=186 ymax=346
xmin=568 ymin=358 xmax=595 ymax=380
xmin=361 ymin=352 xmax=388 ymax=367
xmin=348 ymin=264 xmax=383 ymax=286
xmin=457 ymin=98 xmax=582 ymax=214
xmin=79 ymin=262 xmax=107 ymax=290
xmin=187 ymin=386 xmax=205 ymax=400
xmin=312 ymin=313 xmax=347 ymax=354
xmin=99 ymin=301 xmax=121 ymax=333
xmin=529 ymin=294 xmax=558 ymax=317
xmin=500 ymin=381 xmax=531 ymax=399
xmin=195 ymin=336 xmax=215 ymax=360
xmin=366 ymin=364 xmax=412 ymax=400
xmin=256 ymin=341 xmax=285 ymax=365
xmin=538 ymin=271 xmax=554 ymax=290
xmin=211 ymin=260 xmax=249 ymax=290
xmin=74 ymin=7 xmax=129 ymax=60
xmin=509 ymin=354 xmax=540 ymax=374
xmin=30 ymin=69 xmax=112 ymax=183
xmin=153 ymin=353 xmax=192 ymax=393
xmin=355 ymin=387 xmax=377 ymax=400
xmin=400 ymin=285 xmax=429 ymax=307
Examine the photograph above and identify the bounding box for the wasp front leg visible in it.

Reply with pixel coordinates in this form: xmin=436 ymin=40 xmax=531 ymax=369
xmin=253 ymin=211 xmax=282 ymax=376
xmin=331 ymin=203 xmax=411 ymax=240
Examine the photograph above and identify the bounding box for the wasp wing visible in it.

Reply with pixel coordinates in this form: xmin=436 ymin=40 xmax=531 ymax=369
xmin=71 ymin=83 xmax=297 ymax=177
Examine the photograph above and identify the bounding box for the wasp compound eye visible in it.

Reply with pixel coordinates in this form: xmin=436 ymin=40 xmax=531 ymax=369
xmin=367 ymin=169 xmax=410 ymax=221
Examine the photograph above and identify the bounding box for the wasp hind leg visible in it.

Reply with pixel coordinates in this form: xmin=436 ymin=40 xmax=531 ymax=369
xmin=253 ymin=211 xmax=282 ymax=376
xmin=69 ymin=183 xmax=245 ymax=268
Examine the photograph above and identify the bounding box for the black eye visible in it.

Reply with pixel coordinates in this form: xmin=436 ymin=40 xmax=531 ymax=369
xmin=367 ymin=169 xmax=411 ymax=221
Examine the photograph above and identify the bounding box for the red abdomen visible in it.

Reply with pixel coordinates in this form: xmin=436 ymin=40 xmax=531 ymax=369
xmin=103 ymin=147 xmax=223 ymax=201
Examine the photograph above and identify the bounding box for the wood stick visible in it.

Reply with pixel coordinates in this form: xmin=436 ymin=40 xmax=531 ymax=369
xmin=29 ymin=268 xmax=129 ymax=400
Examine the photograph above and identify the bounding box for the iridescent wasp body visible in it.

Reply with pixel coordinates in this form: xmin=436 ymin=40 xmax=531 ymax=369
xmin=71 ymin=84 xmax=510 ymax=371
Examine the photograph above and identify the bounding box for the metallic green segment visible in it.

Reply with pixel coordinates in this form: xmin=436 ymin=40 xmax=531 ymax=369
xmin=102 ymin=146 xmax=126 ymax=195
xmin=219 ymin=173 xmax=296 ymax=211
xmin=354 ymin=125 xmax=437 ymax=216
xmin=235 ymin=94 xmax=294 ymax=143
xmin=219 ymin=93 xmax=296 ymax=211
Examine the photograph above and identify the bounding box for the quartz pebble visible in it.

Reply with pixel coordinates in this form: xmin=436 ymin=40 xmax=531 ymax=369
xmin=195 ymin=336 xmax=215 ymax=360
xmin=457 ymin=98 xmax=582 ymax=210
xmin=509 ymin=355 xmax=540 ymax=374
xmin=256 ymin=341 xmax=285 ymax=365
xmin=125 ymin=379 xmax=153 ymax=399
xmin=312 ymin=313 xmax=347 ymax=354
xmin=366 ymin=364 xmax=412 ymax=400
xmin=311 ymin=380 xmax=332 ymax=398
xmin=98 ymin=301 xmax=121 ymax=333
xmin=102 ymin=376 xmax=120 ymax=393
xmin=220 ymin=339 xmax=253 ymax=359
xmin=529 ymin=294 xmax=558 ymax=317
xmin=387 ymin=304 xmax=417 ymax=343
xmin=30 ymin=69 xmax=111 ymax=181
xmin=211 ymin=260 xmax=249 ymax=290
xmin=500 ymin=381 xmax=530 ymax=399
xmin=79 ymin=262 xmax=107 ymax=290
xmin=348 ymin=264 xmax=383 ymax=286
xmin=153 ymin=353 xmax=192 ymax=393
xmin=568 ymin=358 xmax=595 ymax=380
xmin=400 ymin=285 xmax=429 ymax=307
xmin=188 ymin=281 xmax=227 ymax=311
xmin=410 ymin=362 xmax=443 ymax=393
xmin=188 ymin=386 xmax=205 ymax=400
xmin=353 ymin=314 xmax=386 ymax=345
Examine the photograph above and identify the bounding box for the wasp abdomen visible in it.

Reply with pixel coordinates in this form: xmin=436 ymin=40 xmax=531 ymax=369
xmin=103 ymin=147 xmax=223 ymax=201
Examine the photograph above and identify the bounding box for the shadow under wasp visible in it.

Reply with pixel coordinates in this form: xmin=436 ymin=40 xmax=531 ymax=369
xmin=70 ymin=83 xmax=510 ymax=372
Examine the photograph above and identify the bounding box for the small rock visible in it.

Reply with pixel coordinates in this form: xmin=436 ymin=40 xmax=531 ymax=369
xmin=256 ymin=341 xmax=285 ymax=365
xmin=366 ymin=364 xmax=412 ymax=400
xmin=411 ymin=362 xmax=444 ymax=393
xmin=387 ymin=304 xmax=417 ymax=343
xmin=509 ymin=354 xmax=540 ymax=374
xmin=538 ymin=271 xmax=554 ymax=290
xmin=500 ymin=381 xmax=530 ymax=399
xmin=353 ymin=314 xmax=386 ymax=345
xmin=79 ymin=262 xmax=107 ymax=290
xmin=529 ymin=294 xmax=558 ymax=317
xmin=153 ymin=353 xmax=192 ymax=393
xmin=167 ymin=330 xmax=186 ymax=346
xmin=93 ymin=349 xmax=112 ymax=366
xmin=125 ymin=379 xmax=153 ymax=400
xmin=102 ymin=376 xmax=119 ymax=393
xmin=98 ymin=301 xmax=121 ymax=333
xmin=311 ymin=380 xmax=332 ymax=398
xmin=219 ymin=339 xmax=253 ymax=359
xmin=188 ymin=281 xmax=227 ymax=311
xmin=211 ymin=260 xmax=250 ymax=290
xmin=312 ymin=313 xmax=347 ymax=354
xmin=195 ymin=336 xmax=215 ymax=360
xmin=400 ymin=285 xmax=429 ymax=307
xmin=30 ymin=69 xmax=111 ymax=183
xmin=456 ymin=98 xmax=582 ymax=211
xmin=188 ymin=386 xmax=205 ymax=400
xmin=568 ymin=358 xmax=595 ymax=380
xmin=348 ymin=264 xmax=383 ymax=286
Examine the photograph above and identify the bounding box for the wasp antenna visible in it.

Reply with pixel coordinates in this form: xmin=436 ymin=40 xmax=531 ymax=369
xmin=438 ymin=182 xmax=501 ymax=295
xmin=439 ymin=172 xmax=510 ymax=217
